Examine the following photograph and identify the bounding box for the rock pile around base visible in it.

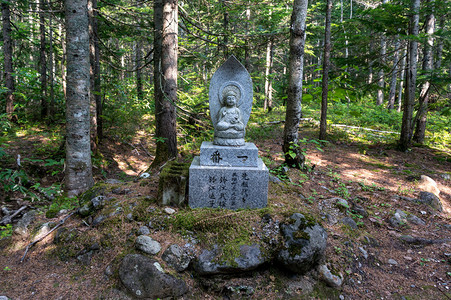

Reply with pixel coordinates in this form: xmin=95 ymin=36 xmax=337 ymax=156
xmin=119 ymin=254 xmax=187 ymax=299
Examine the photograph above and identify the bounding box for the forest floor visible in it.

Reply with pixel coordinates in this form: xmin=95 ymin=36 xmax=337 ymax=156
xmin=0 ymin=120 xmax=450 ymax=299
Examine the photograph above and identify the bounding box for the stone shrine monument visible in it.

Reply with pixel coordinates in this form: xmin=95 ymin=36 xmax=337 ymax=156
xmin=189 ymin=56 xmax=269 ymax=209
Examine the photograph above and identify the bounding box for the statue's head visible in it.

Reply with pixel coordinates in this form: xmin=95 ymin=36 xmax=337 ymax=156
xmin=220 ymin=84 xmax=241 ymax=107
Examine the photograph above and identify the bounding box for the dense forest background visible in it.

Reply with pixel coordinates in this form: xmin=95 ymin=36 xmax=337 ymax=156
xmin=0 ymin=0 xmax=450 ymax=195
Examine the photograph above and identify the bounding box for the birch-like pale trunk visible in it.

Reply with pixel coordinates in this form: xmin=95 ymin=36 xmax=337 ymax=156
xmin=264 ymin=39 xmax=274 ymax=111
xmin=283 ymin=0 xmax=309 ymax=168
xmin=399 ymin=0 xmax=420 ymax=151
xmin=65 ymin=0 xmax=94 ymax=197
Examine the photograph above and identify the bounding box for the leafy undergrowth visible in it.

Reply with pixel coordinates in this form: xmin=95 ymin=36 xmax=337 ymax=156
xmin=0 ymin=120 xmax=450 ymax=299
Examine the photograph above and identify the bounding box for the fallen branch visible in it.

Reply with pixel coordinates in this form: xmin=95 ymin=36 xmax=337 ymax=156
xmin=20 ymin=211 xmax=76 ymax=263
xmin=0 ymin=205 xmax=28 ymax=226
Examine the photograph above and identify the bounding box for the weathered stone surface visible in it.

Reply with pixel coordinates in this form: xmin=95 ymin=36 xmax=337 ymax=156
xmin=418 ymin=191 xmax=443 ymax=211
xmin=189 ymin=157 xmax=268 ymax=210
xmin=407 ymin=214 xmax=426 ymax=225
xmin=340 ymin=217 xmax=358 ymax=229
xmin=157 ymin=161 xmax=189 ymax=207
xmin=135 ymin=235 xmax=161 ymax=255
xmin=13 ymin=211 xmax=35 ymax=236
xmin=389 ymin=209 xmax=408 ymax=227
xmin=209 ymin=56 xmax=253 ymax=146
xmin=277 ymin=213 xmax=327 ymax=274
xmin=199 ymin=142 xmax=258 ymax=167
xmin=162 ymin=244 xmax=191 ymax=272
xmin=137 ymin=226 xmax=150 ymax=235
xmin=418 ymin=175 xmax=440 ymax=196
xmin=193 ymin=244 xmax=266 ymax=275
xmin=79 ymin=195 xmax=108 ymax=217
xmin=318 ymin=264 xmax=343 ymax=288
xmin=119 ymin=254 xmax=187 ymax=299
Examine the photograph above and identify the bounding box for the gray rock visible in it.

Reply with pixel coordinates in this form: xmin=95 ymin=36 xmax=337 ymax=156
xmin=164 ymin=207 xmax=176 ymax=215
xmin=0 ymin=296 xmax=10 ymax=300
xmin=418 ymin=192 xmax=443 ymax=211
xmin=78 ymin=195 xmax=108 ymax=217
xmin=193 ymin=244 xmax=266 ymax=275
xmin=277 ymin=213 xmax=327 ymax=274
xmin=126 ymin=213 xmax=133 ymax=221
xmin=388 ymin=259 xmax=398 ymax=265
xmin=407 ymin=214 xmax=426 ymax=226
xmin=162 ymin=244 xmax=191 ymax=272
xmin=341 ymin=217 xmax=358 ymax=229
xmin=104 ymin=265 xmax=114 ymax=277
xmin=418 ymin=175 xmax=440 ymax=196
xmin=92 ymin=215 xmax=108 ymax=226
xmin=77 ymin=250 xmax=94 ymax=265
xmin=351 ymin=203 xmax=368 ymax=218
xmin=31 ymin=222 xmax=51 ymax=242
xmin=13 ymin=211 xmax=35 ymax=236
xmin=318 ymin=264 xmax=343 ymax=288
xmin=440 ymin=173 xmax=450 ymax=180
xmin=335 ymin=198 xmax=349 ymax=209
xmin=137 ymin=226 xmax=150 ymax=235
xmin=135 ymin=235 xmax=161 ymax=255
xmin=269 ymin=174 xmax=282 ymax=184
xmin=105 ymin=178 xmax=122 ymax=184
xmin=119 ymin=254 xmax=187 ymax=299
xmin=389 ymin=210 xmax=407 ymax=227
xmin=359 ymin=247 xmax=368 ymax=259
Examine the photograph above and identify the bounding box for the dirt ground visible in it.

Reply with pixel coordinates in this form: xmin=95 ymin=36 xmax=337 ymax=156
xmin=0 ymin=124 xmax=450 ymax=299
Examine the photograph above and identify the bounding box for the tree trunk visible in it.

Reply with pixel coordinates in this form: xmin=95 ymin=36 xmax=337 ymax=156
xmin=264 ymin=39 xmax=274 ymax=111
xmin=413 ymin=0 xmax=435 ymax=144
xmin=48 ymin=13 xmax=55 ymax=119
xmin=60 ymin=23 xmax=67 ymax=100
xmin=387 ymin=37 xmax=400 ymax=110
xmin=2 ymin=1 xmax=15 ymax=121
xmin=397 ymin=49 xmax=406 ymax=112
xmin=376 ymin=0 xmax=388 ymax=106
xmin=88 ymin=0 xmax=98 ymax=150
xmin=152 ymin=0 xmax=178 ymax=167
xmin=319 ymin=0 xmax=332 ymax=140
xmin=39 ymin=0 xmax=48 ymax=119
xmin=136 ymin=40 xmax=144 ymax=101
xmin=65 ymin=0 xmax=94 ymax=197
xmin=399 ymin=0 xmax=420 ymax=151
xmin=283 ymin=0 xmax=309 ymax=168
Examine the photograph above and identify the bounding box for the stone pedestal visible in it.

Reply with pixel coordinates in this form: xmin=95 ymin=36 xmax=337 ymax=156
xmin=189 ymin=143 xmax=268 ymax=210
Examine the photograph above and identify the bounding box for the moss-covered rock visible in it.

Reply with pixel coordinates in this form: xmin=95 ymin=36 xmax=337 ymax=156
xmin=157 ymin=161 xmax=189 ymax=207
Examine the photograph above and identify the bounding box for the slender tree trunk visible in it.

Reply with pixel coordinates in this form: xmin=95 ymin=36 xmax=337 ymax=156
xmin=434 ymin=17 xmax=444 ymax=69
xmin=88 ymin=0 xmax=97 ymax=150
xmin=152 ymin=0 xmax=178 ymax=167
xmin=136 ymin=40 xmax=143 ymax=101
xmin=397 ymin=49 xmax=406 ymax=112
xmin=65 ymin=0 xmax=94 ymax=197
xmin=48 ymin=12 xmax=55 ymax=119
xmin=264 ymin=39 xmax=274 ymax=111
xmin=376 ymin=0 xmax=388 ymax=106
xmin=2 ymin=1 xmax=15 ymax=121
xmin=399 ymin=0 xmax=420 ymax=151
xmin=368 ymin=39 xmax=374 ymax=85
xmin=221 ymin=0 xmax=229 ymax=58
xmin=319 ymin=0 xmax=332 ymax=140
xmin=413 ymin=0 xmax=435 ymax=144
xmin=60 ymin=23 xmax=67 ymax=100
xmin=39 ymin=0 xmax=48 ymax=119
xmin=283 ymin=0 xmax=309 ymax=168
xmin=244 ymin=6 xmax=251 ymax=71
xmin=388 ymin=37 xmax=400 ymax=110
